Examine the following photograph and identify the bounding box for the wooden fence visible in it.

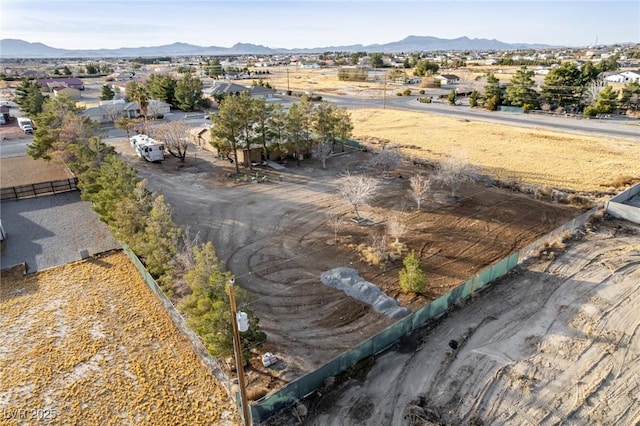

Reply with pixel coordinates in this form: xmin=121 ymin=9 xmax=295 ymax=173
xmin=1 ymin=178 xmax=79 ymax=201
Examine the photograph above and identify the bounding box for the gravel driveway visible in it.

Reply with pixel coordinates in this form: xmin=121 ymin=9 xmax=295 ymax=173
xmin=0 ymin=191 xmax=120 ymax=272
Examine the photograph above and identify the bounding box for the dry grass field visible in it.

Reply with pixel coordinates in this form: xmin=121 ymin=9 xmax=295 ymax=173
xmin=0 ymin=156 xmax=73 ymax=187
xmin=0 ymin=252 xmax=238 ymax=426
xmin=347 ymin=108 xmax=640 ymax=193
xmin=247 ymin=68 xmax=639 ymax=194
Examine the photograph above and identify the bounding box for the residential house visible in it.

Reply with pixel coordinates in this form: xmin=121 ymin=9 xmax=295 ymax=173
xmin=436 ymin=74 xmax=461 ymax=85
xmin=604 ymin=71 xmax=640 ymax=84
xmin=123 ymin=100 xmax=171 ymax=119
xmin=52 ymin=86 xmax=81 ymax=100
xmin=188 ymin=125 xmax=216 ymax=154
xmin=203 ymin=82 xmax=250 ymax=98
xmin=37 ymin=78 xmax=84 ymax=92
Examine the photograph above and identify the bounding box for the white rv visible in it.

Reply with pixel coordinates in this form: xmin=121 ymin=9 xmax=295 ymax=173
xmin=129 ymin=134 xmax=165 ymax=162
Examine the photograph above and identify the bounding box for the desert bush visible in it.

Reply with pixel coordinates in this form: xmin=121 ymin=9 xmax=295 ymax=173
xmin=419 ymin=89 xmax=425 ymax=94
xmin=486 ymin=95 xmax=499 ymax=111
xmin=606 ymin=175 xmax=640 ymax=188
xmin=399 ymin=251 xmax=425 ymax=293
xmin=417 ymin=97 xmax=432 ymax=104
xmin=396 ymin=92 xmax=403 ymax=96
xmin=247 ymin=386 xmax=269 ymax=401
xmin=403 ymin=88 xmax=412 ymax=96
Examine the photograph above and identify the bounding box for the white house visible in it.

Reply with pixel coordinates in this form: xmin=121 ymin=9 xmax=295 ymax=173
xmin=435 ymin=74 xmax=460 ymax=85
xmin=604 ymin=71 xmax=640 ymax=84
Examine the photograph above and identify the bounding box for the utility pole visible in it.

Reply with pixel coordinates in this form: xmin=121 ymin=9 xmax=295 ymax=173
xmin=383 ymin=71 xmax=387 ymax=109
xmin=286 ymin=67 xmax=290 ymax=93
xmin=228 ymin=279 xmax=252 ymax=426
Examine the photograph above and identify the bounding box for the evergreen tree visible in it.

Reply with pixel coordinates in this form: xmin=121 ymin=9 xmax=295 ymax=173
xmin=100 ymin=84 xmax=115 ymax=100
xmin=541 ymin=62 xmax=582 ymax=108
xmin=483 ymin=73 xmax=502 ymax=110
xmin=180 ymin=242 xmax=265 ymax=359
xmin=174 ymin=73 xmax=203 ymax=111
xmin=15 ymin=79 xmax=45 ymax=117
xmin=620 ymin=81 xmax=640 ymax=112
xmin=592 ymin=85 xmax=618 ymax=114
xmin=146 ymin=73 xmax=177 ymax=105
xmin=504 ymin=66 xmax=539 ymax=108
xmin=399 ymin=251 xmax=425 ymax=293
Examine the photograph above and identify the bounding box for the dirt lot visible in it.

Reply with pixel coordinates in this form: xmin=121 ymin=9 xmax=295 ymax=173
xmin=295 ymin=218 xmax=640 ymax=426
xmin=0 ymin=252 xmax=237 ymax=425
xmin=110 ymin=140 xmax=581 ymax=395
xmin=0 ymin=155 xmax=73 ymax=187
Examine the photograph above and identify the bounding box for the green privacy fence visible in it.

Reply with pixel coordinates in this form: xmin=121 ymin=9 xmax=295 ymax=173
xmin=251 ymin=251 xmax=519 ymax=423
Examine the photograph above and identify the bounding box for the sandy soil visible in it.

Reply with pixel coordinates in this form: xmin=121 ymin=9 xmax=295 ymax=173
xmin=110 ymin=140 xmax=580 ymax=395
xmin=0 ymin=155 xmax=73 ymax=187
xmin=295 ymin=218 xmax=640 ymax=426
xmin=0 ymin=252 xmax=238 ymax=425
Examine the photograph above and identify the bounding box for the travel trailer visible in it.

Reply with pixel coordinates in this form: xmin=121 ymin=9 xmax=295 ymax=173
xmin=129 ymin=134 xmax=165 ymax=162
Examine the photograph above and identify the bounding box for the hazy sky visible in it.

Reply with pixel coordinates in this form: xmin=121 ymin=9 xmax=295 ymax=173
xmin=2 ymin=0 xmax=639 ymax=50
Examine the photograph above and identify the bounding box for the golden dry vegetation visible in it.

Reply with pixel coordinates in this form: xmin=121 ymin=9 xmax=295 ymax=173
xmin=0 ymin=156 xmax=73 ymax=187
xmin=247 ymin=68 xmax=639 ymax=193
xmin=347 ymin=108 xmax=640 ymax=192
xmin=0 ymin=252 xmax=238 ymax=426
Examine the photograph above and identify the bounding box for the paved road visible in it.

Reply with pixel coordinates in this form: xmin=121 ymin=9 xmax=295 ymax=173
xmin=2 ymin=95 xmax=637 ymax=160
xmin=316 ymin=93 xmax=640 ymax=141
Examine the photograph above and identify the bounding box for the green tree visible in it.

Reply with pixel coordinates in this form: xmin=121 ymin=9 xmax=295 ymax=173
xmin=483 ymin=73 xmax=502 ymax=110
xmin=100 ymin=84 xmax=115 ymax=101
xmin=285 ymin=97 xmax=314 ymax=165
xmin=211 ymin=93 xmax=249 ymax=173
xmin=413 ymin=60 xmax=439 ymax=77
xmin=174 ymin=73 xmax=203 ymax=111
xmin=139 ymin=195 xmax=182 ymax=290
xmin=469 ymin=90 xmax=479 ymax=108
xmin=399 ymin=251 xmax=425 ymax=293
xmin=504 ymin=66 xmax=539 ymax=108
xmin=146 ymin=73 xmax=177 ymax=105
xmin=62 ymin=66 xmax=72 ymax=76
xmin=370 ymin=53 xmax=384 ymax=68
xmin=180 ymin=242 xmax=265 ymax=359
xmin=79 ymin=155 xmax=139 ymax=224
xmin=592 ymin=85 xmax=618 ymax=114
xmin=448 ymin=89 xmax=457 ymax=105
xmin=541 ymin=62 xmax=582 ymax=108
xmin=205 ymin=59 xmax=224 ymax=78
xmin=620 ymin=81 xmax=640 ymax=112
xmin=15 ymin=79 xmax=45 ymax=117
xmin=85 ymin=63 xmax=99 ymax=74
xmin=26 ymin=94 xmax=88 ymax=160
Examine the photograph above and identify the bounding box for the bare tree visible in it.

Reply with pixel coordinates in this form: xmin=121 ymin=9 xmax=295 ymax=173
xmin=409 ymin=174 xmax=431 ymax=210
xmin=370 ymin=145 xmax=402 ymax=177
xmin=312 ymin=142 xmax=333 ymax=169
xmin=103 ymin=103 xmax=123 ymax=124
xmin=339 ymin=172 xmax=379 ymax=220
xmin=584 ymin=79 xmax=606 ymax=106
xmin=386 ymin=215 xmax=407 ymax=243
xmin=154 ymin=120 xmax=191 ymax=162
xmin=433 ymin=154 xmax=478 ymax=198
xmin=326 ymin=212 xmax=343 ymax=243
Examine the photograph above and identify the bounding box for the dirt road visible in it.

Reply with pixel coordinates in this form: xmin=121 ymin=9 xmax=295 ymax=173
xmin=301 ymin=219 xmax=640 ymax=426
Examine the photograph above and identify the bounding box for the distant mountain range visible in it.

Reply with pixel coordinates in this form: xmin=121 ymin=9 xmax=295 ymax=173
xmin=0 ymin=36 xmax=555 ymax=58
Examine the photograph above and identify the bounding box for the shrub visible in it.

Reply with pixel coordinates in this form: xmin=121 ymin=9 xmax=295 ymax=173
xmin=399 ymin=251 xmax=425 ymax=293
xmin=419 ymin=89 xmax=425 ymax=95
xmin=396 ymin=92 xmax=403 ymax=96
xmin=583 ymin=106 xmax=598 ymax=117
xmin=403 ymin=88 xmax=411 ymax=96
xmin=417 ymin=97 xmax=432 ymax=104
xmin=486 ymin=95 xmax=499 ymax=111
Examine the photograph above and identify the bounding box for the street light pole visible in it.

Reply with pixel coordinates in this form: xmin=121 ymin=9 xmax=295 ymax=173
xmin=228 ymin=278 xmax=252 ymax=426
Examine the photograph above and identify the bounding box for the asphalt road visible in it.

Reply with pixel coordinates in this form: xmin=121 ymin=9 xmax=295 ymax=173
xmin=1 ymin=96 xmax=637 ymax=159
xmin=317 ymin=93 xmax=640 ymax=140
